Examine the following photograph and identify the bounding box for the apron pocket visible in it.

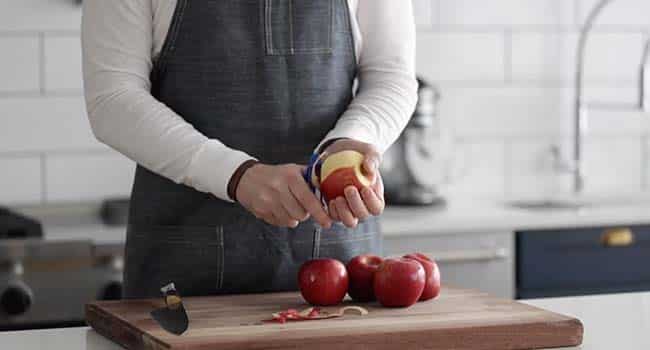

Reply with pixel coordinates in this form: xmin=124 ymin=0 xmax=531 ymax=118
xmin=264 ymin=0 xmax=333 ymax=55
xmin=220 ymin=221 xmax=295 ymax=294
xmin=316 ymin=219 xmax=383 ymax=263
xmin=124 ymin=225 xmax=224 ymax=298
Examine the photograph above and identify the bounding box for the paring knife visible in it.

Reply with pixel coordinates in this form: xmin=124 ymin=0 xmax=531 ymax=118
xmin=150 ymin=283 xmax=189 ymax=335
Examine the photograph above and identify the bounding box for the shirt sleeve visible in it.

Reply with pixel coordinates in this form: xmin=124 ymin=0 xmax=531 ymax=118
xmin=81 ymin=0 xmax=254 ymax=202
xmin=317 ymin=0 xmax=419 ymax=154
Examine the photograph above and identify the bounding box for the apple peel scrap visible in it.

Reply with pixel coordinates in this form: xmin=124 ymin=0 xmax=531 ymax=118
xmin=265 ymin=306 xmax=369 ymax=324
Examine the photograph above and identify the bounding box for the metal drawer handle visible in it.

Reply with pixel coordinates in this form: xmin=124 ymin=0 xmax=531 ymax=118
xmin=602 ymin=228 xmax=635 ymax=247
xmin=391 ymin=248 xmax=509 ymax=264
xmin=433 ymin=248 xmax=509 ymax=263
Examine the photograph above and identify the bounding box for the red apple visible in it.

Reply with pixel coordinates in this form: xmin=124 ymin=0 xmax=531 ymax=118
xmin=403 ymin=253 xmax=441 ymax=301
xmin=374 ymin=258 xmax=425 ymax=308
xmin=319 ymin=150 xmax=372 ymax=201
xmin=298 ymin=259 xmax=349 ymax=306
xmin=346 ymin=254 xmax=383 ymax=302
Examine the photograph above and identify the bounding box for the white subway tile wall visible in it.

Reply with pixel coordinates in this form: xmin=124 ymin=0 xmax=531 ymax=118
xmin=0 ymin=35 xmax=40 ymax=93
xmin=0 ymin=97 xmax=102 ymax=153
xmin=582 ymin=87 xmax=649 ymax=136
xmin=45 ymin=153 xmax=134 ymax=203
xmin=441 ymin=140 xmax=506 ymax=197
xmin=578 ymin=0 xmax=650 ymax=28
xmin=412 ymin=0 xmax=436 ymax=28
xmin=511 ymin=32 xmax=645 ymax=83
xmin=0 ymin=0 xmax=648 ymax=205
xmin=438 ymin=0 xmax=575 ymax=27
xmin=417 ymin=32 xmax=505 ymax=82
xmin=0 ymin=157 xmax=42 ymax=204
xmin=439 ymin=86 xmax=568 ymax=137
xmin=582 ymin=137 xmax=643 ymax=194
xmin=44 ymin=35 xmax=83 ymax=92
xmin=0 ymin=0 xmax=81 ymax=31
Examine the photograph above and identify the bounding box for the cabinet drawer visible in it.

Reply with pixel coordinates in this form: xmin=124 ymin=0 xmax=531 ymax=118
xmin=383 ymin=232 xmax=514 ymax=298
xmin=517 ymin=225 xmax=650 ymax=298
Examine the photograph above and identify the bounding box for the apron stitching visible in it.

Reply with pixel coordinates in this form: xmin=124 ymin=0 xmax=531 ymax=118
xmin=266 ymin=0 xmax=274 ymax=55
xmin=288 ymin=0 xmax=295 ymax=55
xmin=170 ymin=0 xmax=188 ymax=52
xmin=328 ymin=0 xmax=333 ymax=53
xmin=217 ymin=225 xmax=224 ymax=290
xmin=157 ymin=0 xmax=188 ymax=74
xmin=341 ymin=0 xmax=357 ymax=65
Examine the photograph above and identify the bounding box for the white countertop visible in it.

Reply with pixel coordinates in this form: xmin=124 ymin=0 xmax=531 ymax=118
xmin=381 ymin=196 xmax=650 ymax=236
xmin=4 ymin=292 xmax=649 ymax=350
xmin=17 ymin=195 xmax=650 ymax=243
xmin=522 ymin=292 xmax=650 ymax=350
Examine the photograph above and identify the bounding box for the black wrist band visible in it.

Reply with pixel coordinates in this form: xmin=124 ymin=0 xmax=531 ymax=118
xmin=227 ymin=160 xmax=260 ymax=202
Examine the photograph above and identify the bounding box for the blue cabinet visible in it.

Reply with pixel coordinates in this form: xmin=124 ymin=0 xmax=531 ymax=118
xmin=517 ymin=225 xmax=650 ymax=299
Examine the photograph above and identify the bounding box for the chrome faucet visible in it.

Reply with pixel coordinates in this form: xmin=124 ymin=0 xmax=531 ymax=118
xmin=567 ymin=0 xmax=650 ymax=193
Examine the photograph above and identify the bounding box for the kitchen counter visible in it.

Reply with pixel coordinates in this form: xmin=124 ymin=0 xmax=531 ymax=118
xmin=381 ymin=197 xmax=650 ymax=236
xmin=13 ymin=195 xmax=650 ymax=243
xmin=522 ymin=291 xmax=650 ymax=350
xmin=4 ymin=291 xmax=649 ymax=350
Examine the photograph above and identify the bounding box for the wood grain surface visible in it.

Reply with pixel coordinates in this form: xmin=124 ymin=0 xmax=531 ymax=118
xmin=86 ymin=287 xmax=583 ymax=350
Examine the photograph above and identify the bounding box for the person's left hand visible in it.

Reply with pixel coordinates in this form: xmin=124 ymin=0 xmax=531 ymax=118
xmin=321 ymin=139 xmax=385 ymax=228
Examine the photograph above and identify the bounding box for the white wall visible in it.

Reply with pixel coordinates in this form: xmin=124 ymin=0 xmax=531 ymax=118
xmin=0 ymin=0 xmax=648 ymax=205
xmin=0 ymin=0 xmax=134 ymax=205
xmin=415 ymin=0 xmax=650 ymax=198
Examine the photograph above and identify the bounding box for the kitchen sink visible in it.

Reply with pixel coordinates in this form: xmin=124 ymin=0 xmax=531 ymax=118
xmin=505 ymin=194 xmax=650 ymax=211
xmin=507 ymin=199 xmax=588 ymax=211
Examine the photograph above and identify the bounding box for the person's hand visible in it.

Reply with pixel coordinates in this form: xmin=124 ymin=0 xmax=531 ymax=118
xmin=236 ymin=163 xmax=332 ymax=229
xmin=321 ymin=139 xmax=385 ymax=228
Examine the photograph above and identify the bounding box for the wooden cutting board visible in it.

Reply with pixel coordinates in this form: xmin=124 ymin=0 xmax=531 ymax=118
xmin=86 ymin=287 xmax=583 ymax=350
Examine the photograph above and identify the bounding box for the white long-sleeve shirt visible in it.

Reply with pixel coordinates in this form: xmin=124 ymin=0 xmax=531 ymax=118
xmin=81 ymin=0 xmax=417 ymax=202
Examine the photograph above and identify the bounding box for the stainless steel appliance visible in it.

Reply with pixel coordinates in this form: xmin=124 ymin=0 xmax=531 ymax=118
xmin=380 ymin=78 xmax=446 ymax=207
xmin=0 ymin=209 xmax=123 ymax=330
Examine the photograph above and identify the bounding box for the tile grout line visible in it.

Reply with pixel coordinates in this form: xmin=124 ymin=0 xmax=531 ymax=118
xmin=503 ymin=29 xmax=513 ymax=84
xmin=40 ymin=153 xmax=47 ymax=204
xmin=641 ymin=134 xmax=650 ymax=191
xmin=426 ymin=80 xmax=639 ymax=88
xmin=38 ymin=31 xmax=46 ymax=96
xmin=419 ymin=25 xmax=650 ymax=34
xmin=0 ymin=30 xmax=80 ymax=37
xmin=0 ymin=91 xmax=83 ymax=99
xmin=502 ymin=138 xmax=511 ymax=197
xmin=573 ymin=0 xmax=581 ymax=29
xmin=434 ymin=0 xmax=441 ymax=28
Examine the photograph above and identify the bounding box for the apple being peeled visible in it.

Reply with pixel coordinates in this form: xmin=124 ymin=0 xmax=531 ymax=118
xmin=346 ymin=254 xmax=383 ymax=302
xmin=319 ymin=150 xmax=372 ymax=201
xmin=403 ymin=253 xmax=441 ymax=301
xmin=374 ymin=258 xmax=425 ymax=308
xmin=298 ymin=259 xmax=349 ymax=306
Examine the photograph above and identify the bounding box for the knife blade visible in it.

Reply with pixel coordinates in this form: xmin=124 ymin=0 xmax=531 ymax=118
xmin=150 ymin=283 xmax=189 ymax=335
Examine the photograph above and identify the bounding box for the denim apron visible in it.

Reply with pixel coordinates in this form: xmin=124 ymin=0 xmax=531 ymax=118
xmin=123 ymin=0 xmax=382 ymax=299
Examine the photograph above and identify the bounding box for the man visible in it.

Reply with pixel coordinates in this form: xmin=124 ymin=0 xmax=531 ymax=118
xmin=82 ymin=0 xmax=417 ymax=298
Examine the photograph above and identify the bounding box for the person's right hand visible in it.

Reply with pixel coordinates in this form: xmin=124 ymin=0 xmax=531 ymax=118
xmin=236 ymin=163 xmax=332 ymax=229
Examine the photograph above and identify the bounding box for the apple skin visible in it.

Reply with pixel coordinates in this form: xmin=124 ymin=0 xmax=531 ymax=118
xmin=298 ymin=259 xmax=349 ymax=306
xmin=319 ymin=150 xmax=372 ymax=201
xmin=403 ymin=253 xmax=441 ymax=301
xmin=346 ymin=254 xmax=384 ymax=302
xmin=374 ymin=258 xmax=425 ymax=308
